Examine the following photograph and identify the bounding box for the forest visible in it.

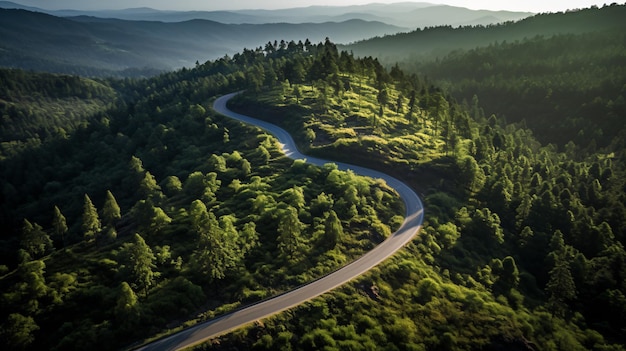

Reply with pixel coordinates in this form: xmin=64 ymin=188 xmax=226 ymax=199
xmin=1 ymin=6 xmax=625 ymax=351
xmin=404 ymin=29 xmax=626 ymax=149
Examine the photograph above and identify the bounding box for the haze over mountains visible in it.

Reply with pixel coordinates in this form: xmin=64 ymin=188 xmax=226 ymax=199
xmin=344 ymin=4 xmax=626 ymax=62
xmin=0 ymin=1 xmax=532 ymax=27
xmin=0 ymin=1 xmax=532 ymax=76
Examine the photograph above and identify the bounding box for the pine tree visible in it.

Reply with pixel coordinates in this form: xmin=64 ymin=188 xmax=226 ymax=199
xmin=119 ymin=234 xmax=157 ymax=296
xmin=81 ymin=194 xmax=101 ymax=243
xmin=277 ymin=206 xmax=305 ymax=261
xmin=545 ymin=230 xmax=577 ymax=317
xmin=51 ymin=206 xmax=68 ymax=247
xmin=20 ymin=219 xmax=53 ymax=258
xmin=323 ymin=210 xmax=343 ymax=249
xmin=1 ymin=313 xmax=39 ymax=350
xmin=546 ymin=259 xmax=577 ymax=317
xmin=101 ymin=190 xmax=121 ymax=227
xmin=115 ymin=282 xmax=140 ymax=329
xmin=190 ymin=200 xmax=239 ymax=280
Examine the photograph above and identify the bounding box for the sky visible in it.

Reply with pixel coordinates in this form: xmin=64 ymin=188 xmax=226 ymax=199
xmin=6 ymin=0 xmax=615 ymax=13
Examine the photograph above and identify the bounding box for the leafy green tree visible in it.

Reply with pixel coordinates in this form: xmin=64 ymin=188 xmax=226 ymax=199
xmin=51 ymin=206 xmax=68 ymax=247
xmin=81 ymin=194 xmax=101 ymax=243
xmin=118 ymin=233 xmax=157 ymax=296
xmin=20 ymin=219 xmax=53 ymax=258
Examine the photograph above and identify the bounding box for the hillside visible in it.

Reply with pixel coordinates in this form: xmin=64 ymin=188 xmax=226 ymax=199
xmin=0 ymin=7 xmax=625 ymax=351
xmin=406 ymin=29 xmax=626 ymax=149
xmin=221 ymin=40 xmax=626 ymax=351
xmin=0 ymin=69 xmax=118 ymax=159
xmin=0 ymin=9 xmax=404 ymax=76
xmin=0 ymin=43 xmax=405 ymax=350
xmin=344 ymin=4 xmax=626 ymax=62
xmin=341 ymin=4 xmax=626 ymax=150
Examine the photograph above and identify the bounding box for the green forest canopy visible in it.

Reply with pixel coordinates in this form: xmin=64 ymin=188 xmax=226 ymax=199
xmin=0 ymin=13 xmax=625 ymax=351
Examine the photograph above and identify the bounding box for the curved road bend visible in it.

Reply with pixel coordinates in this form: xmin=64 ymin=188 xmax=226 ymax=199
xmin=135 ymin=92 xmax=424 ymax=351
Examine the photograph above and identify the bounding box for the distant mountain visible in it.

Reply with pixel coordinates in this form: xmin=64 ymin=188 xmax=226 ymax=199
xmin=0 ymin=9 xmax=405 ymax=76
xmin=343 ymin=4 xmax=626 ymax=62
xmin=0 ymin=1 xmax=532 ymax=28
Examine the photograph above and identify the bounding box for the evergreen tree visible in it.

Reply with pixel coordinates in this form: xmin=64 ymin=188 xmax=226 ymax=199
xmin=118 ymin=233 xmax=157 ymax=296
xmin=131 ymin=200 xmax=171 ymax=235
xmin=545 ymin=231 xmax=577 ymax=317
xmin=81 ymin=194 xmax=101 ymax=243
xmin=377 ymin=87 xmax=389 ymax=117
xmin=323 ymin=210 xmax=343 ymax=249
xmin=138 ymin=171 xmax=162 ymax=202
xmin=190 ymin=200 xmax=239 ymax=280
xmin=277 ymin=206 xmax=305 ymax=261
xmin=0 ymin=313 xmax=39 ymax=350
xmin=101 ymin=190 xmax=121 ymax=227
xmin=51 ymin=206 xmax=68 ymax=247
xmin=496 ymin=256 xmax=520 ymax=293
xmin=20 ymin=219 xmax=53 ymax=258
xmin=115 ymin=282 xmax=140 ymax=330
xmin=546 ymin=259 xmax=577 ymax=318
xmin=293 ymin=85 xmax=302 ymax=103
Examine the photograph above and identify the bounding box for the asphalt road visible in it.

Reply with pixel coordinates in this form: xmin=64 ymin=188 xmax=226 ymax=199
xmin=134 ymin=92 xmax=424 ymax=351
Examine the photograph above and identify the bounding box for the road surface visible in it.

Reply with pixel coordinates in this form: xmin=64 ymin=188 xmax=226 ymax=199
xmin=134 ymin=92 xmax=424 ymax=351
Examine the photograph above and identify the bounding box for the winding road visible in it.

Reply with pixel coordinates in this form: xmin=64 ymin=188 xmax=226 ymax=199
xmin=134 ymin=92 xmax=424 ymax=351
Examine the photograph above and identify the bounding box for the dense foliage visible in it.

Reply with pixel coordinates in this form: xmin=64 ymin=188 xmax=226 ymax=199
xmin=0 ymin=69 xmax=117 ymax=159
xmin=0 ymin=45 xmax=403 ymax=350
xmin=345 ymin=4 xmax=626 ymax=63
xmin=213 ymin=38 xmax=625 ymax=350
xmin=1 ymin=6 xmax=625 ymax=350
xmin=406 ymin=29 xmax=626 ymax=149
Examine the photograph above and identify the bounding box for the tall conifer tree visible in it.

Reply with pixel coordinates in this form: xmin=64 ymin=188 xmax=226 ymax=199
xmin=52 ymin=206 xmax=68 ymax=247
xmin=82 ymin=194 xmax=101 ymax=242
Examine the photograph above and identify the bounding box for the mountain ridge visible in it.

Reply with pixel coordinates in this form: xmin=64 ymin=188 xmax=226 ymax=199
xmin=0 ymin=1 xmax=532 ymax=27
xmin=0 ymin=8 xmax=404 ymax=76
xmin=343 ymin=4 xmax=626 ymax=62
